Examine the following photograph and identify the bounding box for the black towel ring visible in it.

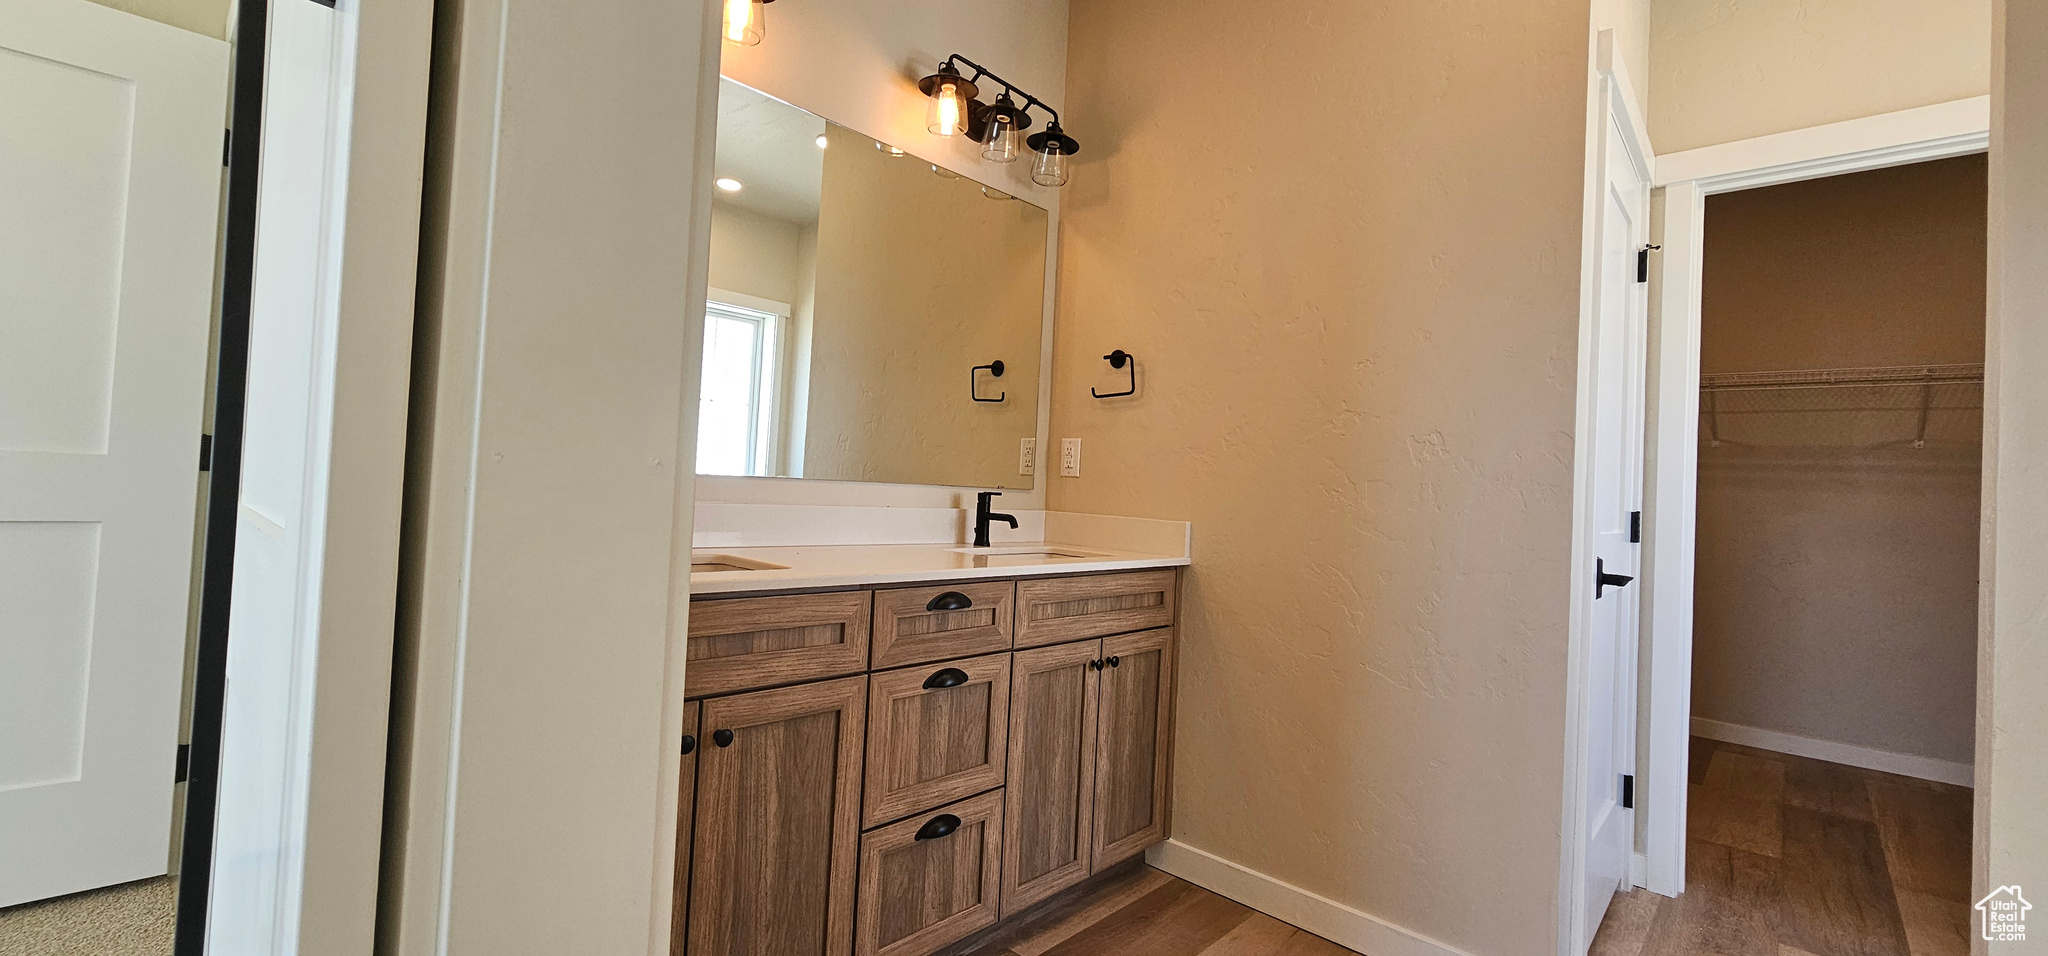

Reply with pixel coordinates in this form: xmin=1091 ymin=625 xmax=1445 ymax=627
xmin=971 ymin=360 xmax=1006 ymax=402
xmin=1091 ymin=350 xmax=1135 ymax=398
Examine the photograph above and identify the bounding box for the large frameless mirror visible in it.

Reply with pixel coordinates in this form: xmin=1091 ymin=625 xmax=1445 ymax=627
xmin=698 ymin=78 xmax=1048 ymax=489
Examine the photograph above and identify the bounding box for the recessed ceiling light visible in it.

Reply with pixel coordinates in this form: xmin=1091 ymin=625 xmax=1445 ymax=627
xmin=815 ymin=134 xmax=829 ymax=149
xmin=715 ymin=177 xmax=744 ymax=192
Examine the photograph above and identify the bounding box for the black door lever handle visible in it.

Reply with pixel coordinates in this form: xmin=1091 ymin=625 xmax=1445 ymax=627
xmin=1596 ymin=557 xmax=1635 ymax=598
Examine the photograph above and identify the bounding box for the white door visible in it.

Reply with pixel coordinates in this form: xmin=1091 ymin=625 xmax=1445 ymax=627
xmin=0 ymin=0 xmax=229 ymax=906
xmin=1576 ymin=111 xmax=1651 ymax=948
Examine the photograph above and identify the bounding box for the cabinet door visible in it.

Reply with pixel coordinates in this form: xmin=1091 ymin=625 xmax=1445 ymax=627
xmin=671 ymin=701 xmax=700 ymax=956
xmin=1091 ymin=628 xmax=1174 ymax=870
xmin=864 ymin=653 xmax=1011 ymax=827
xmin=690 ymin=676 xmax=867 ymax=956
xmin=854 ymin=790 xmax=1005 ymax=956
xmin=999 ymin=639 xmax=1100 ymax=917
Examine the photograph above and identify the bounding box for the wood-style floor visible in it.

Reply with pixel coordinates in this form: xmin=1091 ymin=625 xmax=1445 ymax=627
xmin=955 ymin=863 xmax=1361 ymax=956
xmin=1592 ymin=737 xmax=1974 ymax=956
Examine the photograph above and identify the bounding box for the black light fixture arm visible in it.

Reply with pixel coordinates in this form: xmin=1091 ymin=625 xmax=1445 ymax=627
xmin=937 ymin=53 xmax=1061 ymax=129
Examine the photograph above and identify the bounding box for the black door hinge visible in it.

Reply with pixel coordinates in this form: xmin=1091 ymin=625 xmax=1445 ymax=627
xmin=175 ymin=743 xmax=191 ymax=783
xmin=1620 ymin=773 xmax=1635 ymax=809
xmin=223 ymin=128 xmax=232 ymax=167
xmin=200 ymin=434 xmax=213 ymax=472
xmin=1636 ymin=244 xmax=1662 ymax=283
xmin=1629 ymin=510 xmax=1641 ymax=543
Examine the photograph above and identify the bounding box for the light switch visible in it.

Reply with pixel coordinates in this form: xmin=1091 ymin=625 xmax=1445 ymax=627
xmin=1019 ymin=438 xmax=1037 ymax=475
xmin=1060 ymin=438 xmax=1081 ymax=477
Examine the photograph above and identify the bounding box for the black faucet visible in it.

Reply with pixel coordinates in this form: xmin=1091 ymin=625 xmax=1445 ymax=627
xmin=973 ymin=491 xmax=1018 ymax=547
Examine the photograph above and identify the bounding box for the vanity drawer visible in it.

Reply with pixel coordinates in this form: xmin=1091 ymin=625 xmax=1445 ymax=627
xmin=855 ymin=790 xmax=1005 ymax=956
xmin=871 ymin=581 xmax=1015 ymax=670
xmin=1013 ymin=570 xmax=1177 ymax=649
xmin=864 ymin=653 xmax=1011 ymax=827
xmin=685 ymin=590 xmax=872 ymax=698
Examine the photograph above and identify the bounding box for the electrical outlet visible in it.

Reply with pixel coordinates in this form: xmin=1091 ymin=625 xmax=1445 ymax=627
xmin=1060 ymin=438 xmax=1081 ymax=477
xmin=1019 ymin=438 xmax=1037 ymax=475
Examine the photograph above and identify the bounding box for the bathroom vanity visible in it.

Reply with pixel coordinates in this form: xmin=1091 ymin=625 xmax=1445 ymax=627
xmin=674 ymin=64 xmax=1183 ymax=956
xmin=673 ymin=547 xmax=1184 ymax=956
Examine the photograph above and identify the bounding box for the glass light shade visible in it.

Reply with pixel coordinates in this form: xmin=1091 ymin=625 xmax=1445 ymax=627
xmin=926 ymin=80 xmax=970 ymax=136
xmin=722 ymin=0 xmax=765 ymax=45
xmin=1031 ymin=143 xmax=1069 ymax=187
xmin=980 ymin=116 xmax=1023 ymax=163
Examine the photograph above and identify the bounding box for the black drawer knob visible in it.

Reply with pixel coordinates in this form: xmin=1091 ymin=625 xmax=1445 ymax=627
xmin=1088 ymin=659 xmax=1103 ymax=671
xmin=1107 ymin=655 xmax=1120 ymax=668
xmin=915 ymin=814 xmax=962 ymax=841
xmin=926 ymin=591 xmax=973 ymax=612
xmin=923 ymin=667 xmax=970 ymax=690
xmin=680 ymin=734 xmax=697 ymax=755
xmin=712 ymin=728 xmax=734 ymax=748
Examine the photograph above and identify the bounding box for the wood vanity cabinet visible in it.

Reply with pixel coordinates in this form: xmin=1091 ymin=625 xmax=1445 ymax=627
xmin=999 ymin=626 xmax=1175 ymax=916
xmin=686 ymin=676 xmax=867 ymax=956
xmin=677 ymin=569 xmax=1178 ymax=956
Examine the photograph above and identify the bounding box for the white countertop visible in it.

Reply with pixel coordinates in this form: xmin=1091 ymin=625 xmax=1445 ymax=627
xmin=686 ymin=507 xmax=1192 ymax=595
xmin=689 ymin=541 xmax=1188 ymax=595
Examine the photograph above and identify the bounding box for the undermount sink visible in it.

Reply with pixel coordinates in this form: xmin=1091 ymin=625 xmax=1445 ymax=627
xmin=690 ymin=553 xmax=788 ymax=573
xmin=948 ymin=545 xmax=1109 ymax=567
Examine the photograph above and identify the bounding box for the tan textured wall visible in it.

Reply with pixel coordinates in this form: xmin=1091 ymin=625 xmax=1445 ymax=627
xmin=1650 ymin=0 xmax=1990 ymax=152
xmin=1694 ymin=157 xmax=1985 ymax=766
xmin=802 ymin=123 xmax=1045 ymax=489
xmin=1049 ymin=1 xmax=1593 ymax=952
xmin=1978 ymin=0 xmax=2048 ymax=935
xmin=707 ymin=201 xmax=804 ymax=307
xmin=85 ymin=0 xmax=231 ymax=39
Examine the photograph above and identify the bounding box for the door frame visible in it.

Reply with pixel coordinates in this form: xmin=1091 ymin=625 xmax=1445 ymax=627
xmin=172 ymin=0 xmax=431 ymax=951
xmin=1633 ymin=96 xmax=1989 ymax=899
xmin=1559 ymin=31 xmax=1653 ymax=956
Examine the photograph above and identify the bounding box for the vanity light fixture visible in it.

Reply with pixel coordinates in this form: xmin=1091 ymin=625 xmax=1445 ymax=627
xmin=874 ymin=140 xmax=907 ymax=158
xmin=918 ymin=54 xmax=1080 ymax=187
xmin=721 ymin=0 xmax=772 ymax=46
xmin=918 ymin=61 xmax=976 ymax=136
xmin=715 ymin=177 xmax=744 ymax=192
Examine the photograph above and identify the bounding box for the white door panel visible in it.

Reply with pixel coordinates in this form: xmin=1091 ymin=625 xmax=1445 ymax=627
xmin=1577 ymin=112 xmax=1649 ymax=948
xmin=0 ymin=0 xmax=228 ymax=907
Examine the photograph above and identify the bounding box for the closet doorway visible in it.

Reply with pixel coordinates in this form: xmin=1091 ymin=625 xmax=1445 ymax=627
xmin=1605 ymin=154 xmax=1984 ymax=954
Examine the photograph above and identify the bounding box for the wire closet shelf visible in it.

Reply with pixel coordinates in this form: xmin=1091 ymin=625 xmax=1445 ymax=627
xmin=1699 ymin=363 xmax=1985 ymax=392
xmin=1698 ymin=363 xmax=1984 ymax=449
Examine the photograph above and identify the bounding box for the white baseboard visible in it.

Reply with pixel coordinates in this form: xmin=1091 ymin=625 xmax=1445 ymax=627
xmin=1145 ymin=840 xmax=1474 ymax=956
xmin=1690 ymin=717 xmax=1973 ymax=787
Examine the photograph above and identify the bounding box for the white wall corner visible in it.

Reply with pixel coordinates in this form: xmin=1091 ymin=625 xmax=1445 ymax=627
xmin=1146 ymin=840 xmax=1476 ymax=956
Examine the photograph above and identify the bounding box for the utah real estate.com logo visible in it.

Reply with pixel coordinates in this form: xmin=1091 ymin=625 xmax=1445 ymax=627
xmin=1977 ymin=885 xmax=2031 ymax=943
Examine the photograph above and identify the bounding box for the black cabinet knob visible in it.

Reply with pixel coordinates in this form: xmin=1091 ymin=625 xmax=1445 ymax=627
xmin=926 ymin=591 xmax=973 ymax=612
xmin=1107 ymin=655 xmax=1120 ymax=668
xmin=712 ymin=728 xmax=734 ymax=748
xmin=1088 ymin=659 xmax=1103 ymax=671
xmin=680 ymin=734 xmax=697 ymax=755
xmin=923 ymin=667 xmax=970 ymax=690
xmin=914 ymin=814 xmax=962 ymax=841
